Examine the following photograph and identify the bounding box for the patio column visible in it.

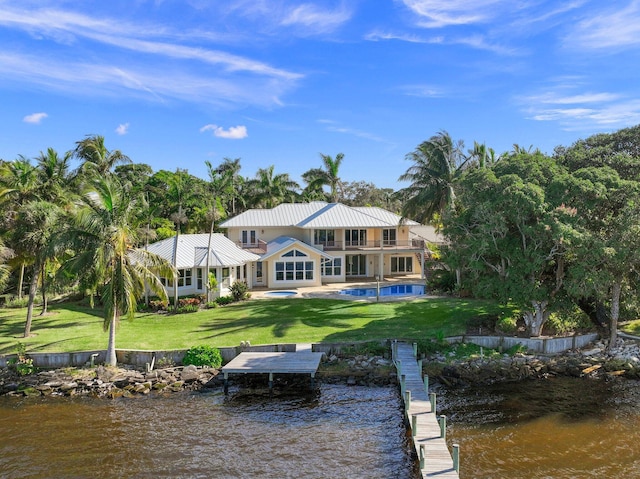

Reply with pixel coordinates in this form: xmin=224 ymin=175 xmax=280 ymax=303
xmin=378 ymin=252 xmax=384 ymax=281
xmin=420 ymin=251 xmax=425 ymax=280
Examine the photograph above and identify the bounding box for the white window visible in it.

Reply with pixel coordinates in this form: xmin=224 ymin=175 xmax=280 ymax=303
xmin=383 ymin=229 xmax=397 ymax=246
xmin=241 ymin=230 xmax=257 ymax=246
xmin=177 ymin=269 xmax=192 ymax=287
xmin=314 ymin=229 xmax=336 ymax=247
xmin=321 ymin=258 xmax=342 ymax=276
xmin=391 ymin=257 xmax=413 ymax=273
xmin=275 ymin=250 xmax=313 ymax=282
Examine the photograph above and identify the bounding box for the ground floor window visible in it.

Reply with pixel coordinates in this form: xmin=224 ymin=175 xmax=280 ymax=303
xmin=197 ymin=269 xmax=203 ymax=290
xmin=321 ymin=258 xmax=342 ymax=276
xmin=346 ymin=254 xmax=367 ymax=276
xmin=178 ymin=268 xmax=192 ymax=287
xmin=275 ymin=260 xmax=314 ymax=281
xmin=391 ymin=256 xmax=413 ymax=273
xmin=256 ymin=261 xmax=263 ymax=281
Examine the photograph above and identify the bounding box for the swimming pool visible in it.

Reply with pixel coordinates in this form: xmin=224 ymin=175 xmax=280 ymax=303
xmin=263 ymin=291 xmax=298 ymax=298
xmin=339 ymin=283 xmax=425 ymax=297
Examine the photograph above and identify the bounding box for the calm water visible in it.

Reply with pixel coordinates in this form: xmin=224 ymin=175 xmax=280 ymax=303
xmin=0 ymin=385 xmax=418 ymax=479
xmin=439 ymin=377 xmax=640 ymax=478
xmin=340 ymin=284 xmax=425 ymax=297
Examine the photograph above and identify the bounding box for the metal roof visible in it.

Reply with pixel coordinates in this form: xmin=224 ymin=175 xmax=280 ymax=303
xmin=146 ymin=233 xmax=260 ymax=268
xmin=220 ymin=202 xmax=420 ymax=229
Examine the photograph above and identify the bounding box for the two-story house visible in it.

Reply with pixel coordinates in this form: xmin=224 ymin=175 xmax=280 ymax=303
xmin=219 ymin=202 xmax=429 ymax=289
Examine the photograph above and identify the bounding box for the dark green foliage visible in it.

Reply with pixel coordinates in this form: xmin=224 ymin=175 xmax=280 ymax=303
xmin=427 ymin=268 xmax=456 ymax=293
xmin=215 ymin=295 xmax=234 ymax=306
xmin=182 ymin=345 xmax=222 ymax=368
xmin=229 ymin=281 xmax=249 ymax=301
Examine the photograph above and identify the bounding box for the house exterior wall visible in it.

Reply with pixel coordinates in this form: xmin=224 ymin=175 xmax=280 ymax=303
xmin=264 ymin=243 xmax=324 ymax=289
xmin=158 ymin=265 xmax=251 ymax=300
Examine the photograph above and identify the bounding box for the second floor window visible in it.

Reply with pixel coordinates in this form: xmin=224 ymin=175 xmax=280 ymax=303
xmin=345 ymin=229 xmax=367 ymax=247
xmin=383 ymin=229 xmax=397 ymax=246
xmin=241 ymin=230 xmax=257 ymax=245
xmin=314 ymin=229 xmax=336 ymax=246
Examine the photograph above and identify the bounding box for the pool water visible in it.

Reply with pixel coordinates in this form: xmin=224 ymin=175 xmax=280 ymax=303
xmin=264 ymin=291 xmax=298 ymax=297
xmin=340 ymin=284 xmax=425 ymax=297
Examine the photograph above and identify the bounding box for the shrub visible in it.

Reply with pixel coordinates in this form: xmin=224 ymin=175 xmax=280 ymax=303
xmin=182 ymin=345 xmax=222 ymax=368
xmin=229 ymin=281 xmax=249 ymax=301
xmin=206 ymin=301 xmax=219 ymax=309
xmin=149 ymin=299 xmax=168 ymax=312
xmin=427 ymin=269 xmax=456 ymax=293
xmin=5 ymin=296 xmax=30 ymax=309
xmin=178 ymin=297 xmax=201 ymax=307
xmin=177 ymin=304 xmax=199 ymax=314
xmin=496 ymin=315 xmax=518 ymax=334
xmin=546 ymin=309 xmax=592 ymax=335
xmin=215 ymin=295 xmax=234 ymax=306
xmin=8 ymin=343 xmax=36 ymax=376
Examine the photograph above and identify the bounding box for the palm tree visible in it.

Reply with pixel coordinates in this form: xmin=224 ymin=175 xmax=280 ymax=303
xmin=396 ymin=131 xmax=469 ymax=224
xmin=320 ymin=153 xmax=344 ymax=202
xmin=14 ymin=200 xmax=62 ymax=336
xmin=302 ymin=153 xmax=345 ymax=202
xmin=36 ymin=148 xmax=73 ymax=203
xmin=0 ymin=238 xmax=14 ymax=293
xmin=1 ymin=157 xmax=41 ymax=299
xmin=63 ymin=175 xmax=173 ymax=366
xmin=74 ymin=135 xmax=131 ymax=178
xmin=246 ymin=165 xmax=300 ymax=208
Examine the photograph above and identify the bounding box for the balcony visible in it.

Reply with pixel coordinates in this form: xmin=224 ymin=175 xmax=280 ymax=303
xmin=238 ymin=239 xmax=267 ymax=254
xmin=314 ymin=239 xmax=426 ymax=251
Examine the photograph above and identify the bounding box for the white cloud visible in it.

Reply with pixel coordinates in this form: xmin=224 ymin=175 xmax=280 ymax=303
xmin=23 ymin=112 xmax=48 ymax=124
xmin=567 ymin=2 xmax=640 ymax=49
xmin=519 ymin=86 xmax=640 ymax=130
xmin=400 ymin=0 xmax=504 ymax=28
xmin=280 ymin=3 xmax=352 ymax=34
xmin=115 ymin=123 xmax=129 ymax=135
xmin=0 ymin=5 xmax=302 ymax=107
xmin=200 ymin=124 xmax=248 ymax=139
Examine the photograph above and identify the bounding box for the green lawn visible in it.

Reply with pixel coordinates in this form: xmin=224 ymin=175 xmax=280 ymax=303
xmin=0 ymin=297 xmax=508 ymax=355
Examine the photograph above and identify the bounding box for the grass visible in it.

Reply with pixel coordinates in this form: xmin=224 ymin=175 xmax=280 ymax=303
xmin=621 ymin=320 xmax=640 ymax=336
xmin=0 ymin=297 xmax=508 ymax=355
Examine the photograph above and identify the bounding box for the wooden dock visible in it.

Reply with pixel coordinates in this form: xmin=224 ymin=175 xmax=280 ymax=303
xmin=394 ymin=341 xmax=460 ymax=478
xmin=221 ymin=349 xmax=323 ymax=393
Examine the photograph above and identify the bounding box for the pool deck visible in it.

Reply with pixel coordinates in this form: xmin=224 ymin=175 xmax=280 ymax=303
xmin=251 ymin=275 xmax=431 ymax=301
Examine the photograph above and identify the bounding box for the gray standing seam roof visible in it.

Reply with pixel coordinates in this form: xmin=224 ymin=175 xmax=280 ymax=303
xmin=146 ymin=233 xmax=260 ymax=269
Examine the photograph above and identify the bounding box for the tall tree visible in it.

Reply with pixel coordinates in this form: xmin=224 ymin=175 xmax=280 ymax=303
xmin=301 ymin=153 xmax=345 ymax=202
xmin=14 ymin=201 xmax=62 ymax=336
xmin=62 ymin=175 xmax=173 ymax=366
xmin=396 ymin=131 xmax=468 ymax=224
xmin=245 ymin=165 xmax=300 ymax=208
xmin=74 ymin=135 xmax=131 ymax=178
xmin=443 ymin=152 xmax=579 ymax=336
xmin=35 ymin=148 xmax=73 ymax=203
xmin=0 ymin=238 xmax=14 ymax=293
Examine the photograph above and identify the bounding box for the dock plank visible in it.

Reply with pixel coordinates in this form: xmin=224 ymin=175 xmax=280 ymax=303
xmin=222 ymin=352 xmax=323 ymax=374
xmin=394 ymin=342 xmax=459 ymax=479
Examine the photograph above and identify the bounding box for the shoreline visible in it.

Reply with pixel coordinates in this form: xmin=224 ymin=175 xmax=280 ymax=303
xmin=4 ymin=337 xmax=640 ymax=398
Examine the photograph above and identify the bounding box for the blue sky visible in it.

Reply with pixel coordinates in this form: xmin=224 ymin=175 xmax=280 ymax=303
xmin=2 ymin=1 xmax=640 ymax=190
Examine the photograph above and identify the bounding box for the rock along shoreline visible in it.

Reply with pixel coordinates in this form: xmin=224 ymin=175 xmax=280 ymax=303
xmin=4 ymin=337 xmax=640 ymax=398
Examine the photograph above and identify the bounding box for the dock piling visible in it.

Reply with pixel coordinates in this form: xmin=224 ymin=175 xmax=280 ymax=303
xmin=439 ymin=415 xmax=447 ymax=440
xmin=453 ymin=444 xmax=460 ymax=473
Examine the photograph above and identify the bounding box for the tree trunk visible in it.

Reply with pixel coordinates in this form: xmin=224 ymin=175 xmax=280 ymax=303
xmin=106 ymin=310 xmax=118 ymax=367
xmin=524 ymin=300 xmax=548 ymax=337
xmin=172 ymin=232 xmax=179 ymax=313
xmin=608 ymin=282 xmax=622 ymax=352
xmin=205 ymin=217 xmax=215 ymax=302
xmin=39 ymin=263 xmax=48 ymax=315
xmin=24 ymin=263 xmax=40 ymax=337
xmin=17 ymin=262 xmax=25 ymax=299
